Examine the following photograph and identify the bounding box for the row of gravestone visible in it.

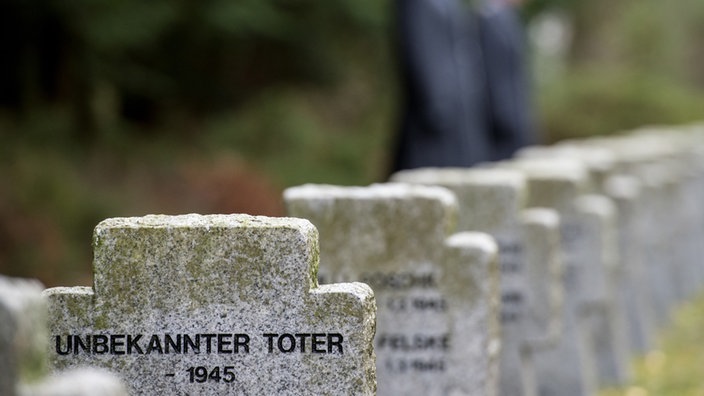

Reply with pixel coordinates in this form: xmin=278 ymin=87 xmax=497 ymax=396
xmin=2 ymin=123 xmax=704 ymax=395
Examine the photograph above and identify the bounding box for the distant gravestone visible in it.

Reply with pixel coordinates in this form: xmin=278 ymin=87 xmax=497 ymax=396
xmin=391 ymin=168 xmax=563 ymax=396
xmin=577 ymin=137 xmax=685 ymax=331
xmin=44 ymin=214 xmax=377 ymax=395
xmin=285 ymin=184 xmax=500 ymax=396
xmin=518 ymin=208 xmax=562 ymax=396
xmin=517 ymin=145 xmax=616 ymax=195
xmin=0 ymin=275 xmax=127 ymax=396
xmin=24 ymin=368 xmax=128 ymax=396
xmin=515 ymin=147 xmax=635 ymax=386
xmin=603 ymin=174 xmax=655 ymax=353
xmin=626 ymin=128 xmax=704 ymax=304
xmin=677 ymin=146 xmax=704 ymax=298
xmin=0 ymin=276 xmax=47 ymax=396
xmin=638 ymin=164 xmax=681 ymax=327
xmin=645 ymin=161 xmax=699 ymax=311
xmin=671 ymin=156 xmax=704 ymax=300
xmin=512 ymin=157 xmax=631 ymax=389
xmin=503 ymin=159 xmax=599 ymax=396
xmin=551 ymin=128 xmax=704 ymax=334
xmin=683 ymin=132 xmax=704 ymax=291
xmin=518 ymin=143 xmax=646 ymax=360
xmin=574 ymin=194 xmax=629 ymax=387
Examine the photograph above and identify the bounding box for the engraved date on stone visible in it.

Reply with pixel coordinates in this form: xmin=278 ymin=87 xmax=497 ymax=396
xmin=186 ymin=366 xmax=236 ymax=383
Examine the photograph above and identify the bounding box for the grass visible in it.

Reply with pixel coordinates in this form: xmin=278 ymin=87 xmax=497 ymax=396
xmin=600 ymin=292 xmax=704 ymax=396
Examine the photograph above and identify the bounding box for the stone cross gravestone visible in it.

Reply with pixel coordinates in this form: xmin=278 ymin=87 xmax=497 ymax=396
xmin=43 ymin=214 xmax=377 ymax=395
xmin=631 ymin=161 xmax=682 ymax=329
xmin=584 ymin=137 xmax=687 ymax=331
xmin=501 ymin=158 xmax=600 ymax=396
xmin=677 ymin=141 xmax=704 ymax=298
xmin=518 ymin=208 xmax=562 ymax=396
xmin=0 ymin=276 xmax=47 ymax=396
xmin=592 ymin=133 xmax=699 ymax=330
xmin=644 ymin=156 xmax=700 ymax=308
xmin=514 ymin=148 xmax=634 ymax=387
xmin=671 ymin=152 xmax=704 ymax=300
xmin=683 ymin=129 xmax=704 ymax=291
xmin=518 ymin=143 xmax=647 ymax=359
xmin=391 ymin=168 xmax=563 ymax=396
xmin=517 ymin=145 xmax=616 ymax=195
xmin=603 ymin=174 xmax=655 ymax=354
xmin=513 ymin=157 xmax=632 ymax=389
xmin=574 ymin=194 xmax=629 ymax=387
xmin=630 ymin=127 xmax=704 ymax=300
xmin=285 ymin=184 xmax=500 ymax=396
xmin=24 ymin=368 xmax=128 ymax=396
xmin=0 ymin=275 xmax=127 ymax=396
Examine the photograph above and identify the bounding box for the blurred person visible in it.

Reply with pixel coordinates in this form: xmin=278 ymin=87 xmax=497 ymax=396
xmin=478 ymin=0 xmax=536 ymax=160
xmin=390 ymin=0 xmax=491 ymax=172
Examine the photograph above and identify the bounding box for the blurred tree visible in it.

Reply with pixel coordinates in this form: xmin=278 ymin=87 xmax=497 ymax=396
xmin=524 ymin=0 xmax=704 ymax=142
xmin=0 ymin=0 xmax=65 ymax=111
xmin=0 ymin=0 xmax=390 ymax=142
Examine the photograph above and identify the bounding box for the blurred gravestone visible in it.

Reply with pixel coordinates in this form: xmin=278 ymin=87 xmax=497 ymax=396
xmin=603 ymin=174 xmax=655 ymax=353
xmin=519 ymin=208 xmax=563 ymax=396
xmin=518 ymin=144 xmax=647 ymax=360
xmin=0 ymin=275 xmax=127 ymax=396
xmin=285 ymin=184 xmax=500 ymax=396
xmin=574 ymin=194 xmax=629 ymax=387
xmin=0 ymin=276 xmax=47 ymax=396
xmin=44 ymin=214 xmax=377 ymax=395
xmin=502 ymin=159 xmax=600 ymax=396
xmin=23 ymin=368 xmax=128 ymax=396
xmin=391 ymin=168 xmax=563 ymax=396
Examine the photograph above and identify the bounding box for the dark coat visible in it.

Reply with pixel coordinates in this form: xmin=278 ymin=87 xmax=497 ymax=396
xmin=391 ymin=0 xmax=491 ymax=172
xmin=478 ymin=4 xmax=536 ymax=160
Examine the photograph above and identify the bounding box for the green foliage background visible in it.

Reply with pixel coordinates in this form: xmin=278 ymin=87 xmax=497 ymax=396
xmin=1 ymin=0 xmax=703 ymax=290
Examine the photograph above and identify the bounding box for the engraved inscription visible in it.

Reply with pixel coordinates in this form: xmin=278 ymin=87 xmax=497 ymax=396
xmin=55 ymin=333 xmax=344 ymax=356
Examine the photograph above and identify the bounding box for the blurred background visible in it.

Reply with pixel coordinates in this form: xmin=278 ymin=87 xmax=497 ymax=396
xmin=1 ymin=0 xmax=704 ymax=288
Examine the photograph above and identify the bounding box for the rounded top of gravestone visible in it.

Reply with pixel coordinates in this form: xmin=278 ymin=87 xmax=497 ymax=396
xmin=575 ymin=194 xmax=616 ymax=219
xmin=445 ymin=231 xmax=497 ymax=253
xmin=284 ymin=183 xmax=457 ymax=207
xmin=596 ymin=132 xmax=682 ymax=168
xmin=391 ymin=167 xmax=524 ymax=189
xmin=503 ymin=158 xmax=589 ymax=213
xmin=629 ymin=125 xmax=681 ymax=142
xmin=680 ymin=122 xmax=704 ymax=141
xmin=519 ymin=144 xmax=616 ymax=172
xmin=603 ymin=174 xmax=642 ymax=200
xmin=506 ymin=157 xmax=589 ymax=183
xmin=521 ymin=207 xmax=560 ymax=228
xmin=0 ymin=276 xmax=45 ymax=311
